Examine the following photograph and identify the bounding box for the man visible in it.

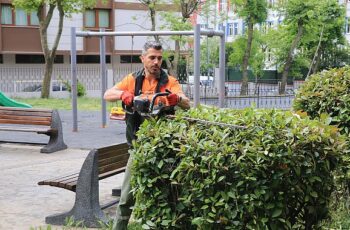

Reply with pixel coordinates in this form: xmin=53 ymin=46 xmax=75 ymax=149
xmin=104 ymin=41 xmax=190 ymax=230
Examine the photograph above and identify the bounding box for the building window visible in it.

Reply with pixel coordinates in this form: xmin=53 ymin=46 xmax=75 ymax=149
xmin=266 ymin=48 xmax=272 ymax=62
xmin=77 ymin=55 xmax=111 ymax=64
xmin=85 ymin=9 xmax=110 ymax=28
xmin=200 ymin=24 xmax=208 ymax=29
xmin=219 ymin=0 xmax=227 ymax=12
xmin=15 ymin=55 xmax=64 ymax=64
xmin=30 ymin=12 xmax=39 ymax=25
xmin=1 ymin=5 xmax=39 ymax=26
xmin=227 ymin=23 xmax=233 ymax=36
xmin=242 ymin=22 xmax=246 ymax=34
xmin=1 ymin=5 xmax=12 ymax=24
xmin=120 ymin=55 xmax=142 ymax=64
xmin=234 ymin=22 xmax=238 ymax=35
xmin=0 ymin=54 xmax=3 ymax=64
xmin=346 ymin=18 xmax=350 ymax=34
xmin=218 ymin=24 xmax=224 ymax=31
xmin=15 ymin=8 xmax=27 ymax=25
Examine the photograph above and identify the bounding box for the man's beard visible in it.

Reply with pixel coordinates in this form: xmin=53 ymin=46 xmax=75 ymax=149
xmin=148 ymin=66 xmax=161 ymax=78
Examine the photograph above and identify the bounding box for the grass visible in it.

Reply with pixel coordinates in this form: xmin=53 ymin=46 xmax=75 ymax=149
xmin=14 ymin=97 xmax=121 ymax=111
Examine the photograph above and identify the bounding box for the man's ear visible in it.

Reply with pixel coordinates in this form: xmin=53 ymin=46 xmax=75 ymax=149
xmin=139 ymin=55 xmax=144 ymax=63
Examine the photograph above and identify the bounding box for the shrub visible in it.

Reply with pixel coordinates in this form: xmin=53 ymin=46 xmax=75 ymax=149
xmin=63 ymin=80 xmax=86 ymax=97
xmin=131 ymin=106 xmax=347 ymax=229
xmin=293 ymin=66 xmax=350 ymax=227
xmin=293 ymin=66 xmax=350 ymax=137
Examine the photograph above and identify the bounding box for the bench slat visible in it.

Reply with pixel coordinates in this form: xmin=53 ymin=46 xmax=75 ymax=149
xmin=98 ymin=143 xmax=129 ymax=152
xmin=99 ymin=159 xmax=129 ymax=175
xmin=0 ymin=118 xmax=52 ymax=126
xmin=0 ymin=107 xmax=52 ymax=113
xmin=38 ymin=144 xmax=129 ymax=193
xmin=98 ymin=152 xmax=129 ymax=167
xmin=99 ymin=166 xmax=126 ymax=180
xmin=0 ymin=126 xmax=51 ymax=133
xmin=99 ymin=147 xmax=129 ymax=159
xmin=38 ymin=173 xmax=79 ymax=191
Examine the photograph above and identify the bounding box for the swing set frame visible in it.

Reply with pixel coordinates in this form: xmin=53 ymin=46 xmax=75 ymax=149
xmin=70 ymin=25 xmax=226 ymax=131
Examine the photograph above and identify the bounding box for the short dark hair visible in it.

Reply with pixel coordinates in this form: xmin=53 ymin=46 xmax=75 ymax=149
xmin=142 ymin=41 xmax=162 ymax=55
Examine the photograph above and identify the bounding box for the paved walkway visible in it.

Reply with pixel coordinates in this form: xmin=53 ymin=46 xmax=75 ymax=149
xmin=0 ymin=110 xmax=127 ymax=230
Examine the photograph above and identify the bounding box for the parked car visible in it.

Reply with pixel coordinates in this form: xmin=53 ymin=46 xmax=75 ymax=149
xmin=22 ymin=83 xmax=67 ymax=92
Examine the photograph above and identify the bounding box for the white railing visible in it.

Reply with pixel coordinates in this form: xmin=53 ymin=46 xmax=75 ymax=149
xmin=0 ymin=64 xmax=142 ymax=93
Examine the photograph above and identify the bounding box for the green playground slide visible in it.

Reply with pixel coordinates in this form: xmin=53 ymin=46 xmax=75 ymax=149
xmin=0 ymin=91 xmax=32 ymax=108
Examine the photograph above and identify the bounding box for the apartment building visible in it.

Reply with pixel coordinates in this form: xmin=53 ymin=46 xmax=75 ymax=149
xmin=0 ymin=0 xmax=183 ymax=96
xmin=0 ymin=0 xmax=179 ymax=68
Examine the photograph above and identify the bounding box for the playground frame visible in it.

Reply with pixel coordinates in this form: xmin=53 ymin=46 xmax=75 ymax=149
xmin=70 ymin=25 xmax=226 ymax=131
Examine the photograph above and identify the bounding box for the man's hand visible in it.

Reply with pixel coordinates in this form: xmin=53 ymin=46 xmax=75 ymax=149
xmin=167 ymin=93 xmax=180 ymax=106
xmin=121 ymin=91 xmax=134 ymax=106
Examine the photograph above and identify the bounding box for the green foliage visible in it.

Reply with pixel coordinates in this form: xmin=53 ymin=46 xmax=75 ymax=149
xmin=63 ymin=80 xmax=86 ymax=97
xmin=233 ymin=0 xmax=268 ymax=24
xmin=13 ymin=0 xmax=102 ymax=16
xmin=228 ymin=31 xmax=266 ymax=77
xmin=131 ymin=106 xmax=347 ymax=229
xmin=318 ymin=193 xmax=350 ymax=229
xmin=293 ymin=66 xmax=350 ymax=136
xmin=293 ymin=66 xmax=350 ymax=227
xmin=266 ymin=0 xmax=346 ymax=79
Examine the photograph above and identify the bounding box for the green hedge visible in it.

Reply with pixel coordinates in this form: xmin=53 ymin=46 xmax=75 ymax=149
xmin=293 ymin=66 xmax=350 ymax=227
xmin=131 ymin=107 xmax=347 ymax=229
xmin=293 ymin=66 xmax=350 ymax=137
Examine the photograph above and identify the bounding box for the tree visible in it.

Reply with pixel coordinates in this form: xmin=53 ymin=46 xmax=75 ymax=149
xmin=276 ymin=0 xmax=321 ymax=94
xmin=228 ymin=31 xmax=266 ymax=92
xmin=231 ymin=0 xmax=267 ymax=95
xmin=13 ymin=0 xmax=100 ymax=98
xmin=305 ymin=0 xmax=346 ymax=75
xmin=138 ymin=0 xmax=162 ymax=42
xmin=268 ymin=0 xmax=345 ymax=93
xmin=160 ymin=0 xmax=200 ymax=77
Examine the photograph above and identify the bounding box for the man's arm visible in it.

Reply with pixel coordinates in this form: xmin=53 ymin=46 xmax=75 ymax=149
xmin=104 ymin=87 xmax=123 ymax=102
xmin=176 ymin=92 xmax=190 ymax=110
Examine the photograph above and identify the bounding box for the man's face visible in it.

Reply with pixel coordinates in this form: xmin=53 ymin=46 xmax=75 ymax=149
xmin=141 ymin=48 xmax=163 ymax=77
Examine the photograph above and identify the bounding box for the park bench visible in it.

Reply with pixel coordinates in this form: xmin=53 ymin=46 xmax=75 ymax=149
xmin=38 ymin=142 xmax=130 ymax=227
xmin=0 ymin=107 xmax=67 ymax=153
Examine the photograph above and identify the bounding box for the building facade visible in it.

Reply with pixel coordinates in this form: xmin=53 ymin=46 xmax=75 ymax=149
xmin=0 ymin=0 xmax=182 ymax=96
xmin=0 ymin=0 xmax=179 ymax=67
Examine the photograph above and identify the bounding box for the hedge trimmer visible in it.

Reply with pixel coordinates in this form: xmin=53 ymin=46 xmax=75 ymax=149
xmin=110 ymin=90 xmax=246 ymax=130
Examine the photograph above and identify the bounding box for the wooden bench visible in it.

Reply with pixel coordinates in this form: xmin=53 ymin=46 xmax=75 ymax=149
xmin=0 ymin=107 xmax=67 ymax=153
xmin=38 ymin=142 xmax=130 ymax=227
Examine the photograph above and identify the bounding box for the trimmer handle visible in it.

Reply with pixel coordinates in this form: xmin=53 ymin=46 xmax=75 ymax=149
xmin=149 ymin=91 xmax=170 ymax=113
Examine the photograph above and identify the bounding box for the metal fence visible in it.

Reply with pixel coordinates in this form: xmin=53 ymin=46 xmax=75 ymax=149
xmin=0 ymin=64 xmax=302 ymax=109
xmin=0 ymin=64 xmax=142 ymax=97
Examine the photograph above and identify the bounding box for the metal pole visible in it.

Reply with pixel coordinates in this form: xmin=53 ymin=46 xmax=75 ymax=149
xmin=194 ymin=24 xmax=201 ymax=107
xmin=70 ymin=27 xmax=78 ymax=132
xmin=76 ymin=30 xmax=223 ymax=37
xmin=218 ymin=27 xmax=226 ymax=108
xmin=100 ymin=28 xmax=107 ymax=128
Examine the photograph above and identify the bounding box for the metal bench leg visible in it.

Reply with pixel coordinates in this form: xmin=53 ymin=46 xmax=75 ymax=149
xmin=45 ymin=149 xmax=107 ymax=227
xmin=41 ymin=110 xmax=67 ymax=153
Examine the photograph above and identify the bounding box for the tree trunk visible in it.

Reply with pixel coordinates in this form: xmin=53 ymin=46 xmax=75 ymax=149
xmin=42 ymin=58 xmax=54 ymax=97
xmin=166 ymin=39 xmax=180 ymax=78
xmin=39 ymin=2 xmax=64 ymax=98
xmin=280 ymin=20 xmax=303 ymax=94
xmin=307 ymin=25 xmax=324 ymax=78
xmin=150 ymin=7 xmax=159 ymax=42
xmin=240 ymin=20 xmax=254 ymax=96
xmin=311 ymin=47 xmax=322 ymax=75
